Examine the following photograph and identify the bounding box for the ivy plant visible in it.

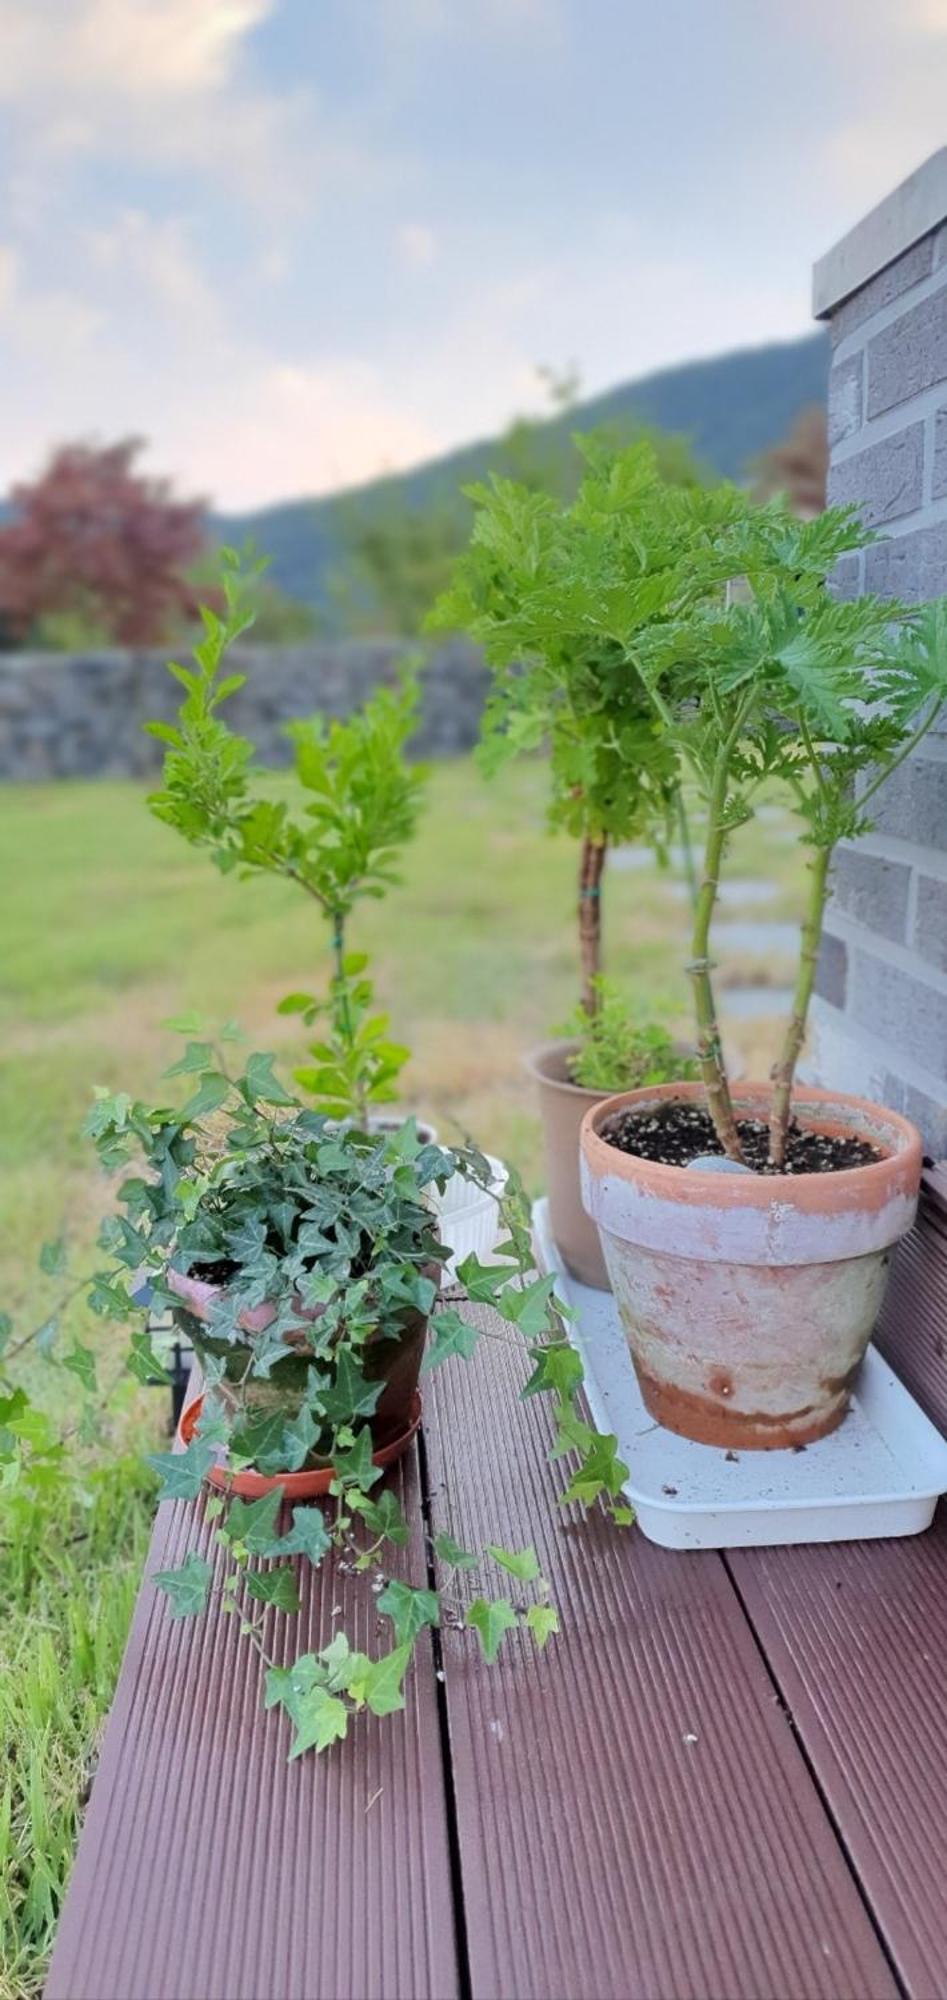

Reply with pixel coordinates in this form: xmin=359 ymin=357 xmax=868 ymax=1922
xmin=147 ymin=548 xmax=426 ymax=1124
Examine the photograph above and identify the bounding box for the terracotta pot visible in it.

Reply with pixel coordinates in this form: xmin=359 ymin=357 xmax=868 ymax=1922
xmin=580 ymin=1081 xmax=922 ymax=1450
xmin=177 ymin=1390 xmax=422 ymax=1498
xmin=166 ymin=1264 xmax=433 ymax=1460
xmin=526 ymin=1041 xmax=612 ymax=1290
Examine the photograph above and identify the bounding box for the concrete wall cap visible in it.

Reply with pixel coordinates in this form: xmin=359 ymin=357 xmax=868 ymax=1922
xmin=813 ymin=148 xmax=947 ymax=318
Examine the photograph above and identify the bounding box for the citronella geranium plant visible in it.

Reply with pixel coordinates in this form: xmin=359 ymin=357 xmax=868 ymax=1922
xmin=147 ymin=549 xmax=425 ymax=1125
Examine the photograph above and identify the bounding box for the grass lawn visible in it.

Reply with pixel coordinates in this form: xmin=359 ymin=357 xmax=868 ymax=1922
xmin=0 ymin=753 xmax=804 ymax=1993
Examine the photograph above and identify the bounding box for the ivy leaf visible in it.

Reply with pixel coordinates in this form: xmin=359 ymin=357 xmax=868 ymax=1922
xmin=180 ymin=1072 xmax=231 ymax=1122
xmin=319 ymin=1351 xmax=383 ymax=1426
xmin=433 ymin=1532 xmax=479 ymax=1571
xmin=279 ymin=1401 xmax=319 ymax=1473
xmin=61 ymin=1341 xmax=97 ymax=1393
xmin=39 ymin=1237 xmax=66 ymax=1278
xmin=330 ymin=1426 xmax=382 ymax=1494
xmin=273 ymin=1504 xmax=332 ymax=1567
xmin=288 ymin=1685 xmax=349 ymax=1759
xmin=147 ymin=1436 xmax=216 ymax=1502
xmin=127 ymin=1329 xmax=171 ymax=1386
xmin=264 ymin=1652 xmax=323 ymax=1712
xmin=154 ymin=1552 xmax=213 ymax=1619
xmin=360 ymin=1642 xmax=413 ymax=1717
xmin=36 ymin=1316 xmax=59 ymax=1358
xmin=522 ymin=1341 xmax=584 ymax=1404
xmin=244 ymin=1565 xmax=301 ymax=1614
xmin=421 ymin=1308 xmax=480 ymax=1373
xmin=349 ymin=1486 xmax=409 ymax=1546
xmin=488 ymin=1543 xmax=540 ymax=1583
xmin=242 ymin=1052 xmax=296 ymax=1106
xmin=222 ymin=1487 xmax=283 ymax=1554
xmin=560 ymin=1431 xmax=629 ymax=1507
xmin=496 ymin=1274 xmax=560 ymax=1340
xmin=376 ymin=1578 xmax=440 ymax=1645
xmin=466 ymin=1597 xmax=519 ymax=1664
xmin=526 ymin=1604 xmax=560 ymax=1649
xmin=163 ymin=1040 xmax=214 ymax=1078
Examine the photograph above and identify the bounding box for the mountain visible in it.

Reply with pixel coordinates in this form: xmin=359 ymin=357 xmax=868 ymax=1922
xmin=212 ymin=327 xmax=829 ymax=613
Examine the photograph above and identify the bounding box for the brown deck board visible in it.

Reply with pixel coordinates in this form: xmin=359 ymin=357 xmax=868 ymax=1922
xmin=45 ymin=1445 xmax=459 ymax=2000
xmin=730 ymin=1515 xmax=947 ymax=2000
xmin=426 ymin=1308 xmax=898 ymax=2000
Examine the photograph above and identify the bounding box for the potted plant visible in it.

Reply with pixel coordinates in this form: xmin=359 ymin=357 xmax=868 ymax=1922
xmin=430 ymin=439 xmax=741 ymax=1286
xmin=579 ymin=501 xmax=947 ymax=1447
xmin=148 ymin=548 xmax=429 ymax=1132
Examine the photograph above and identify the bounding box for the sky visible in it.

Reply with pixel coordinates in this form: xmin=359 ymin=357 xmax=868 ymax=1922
xmin=0 ymin=0 xmax=944 ymax=514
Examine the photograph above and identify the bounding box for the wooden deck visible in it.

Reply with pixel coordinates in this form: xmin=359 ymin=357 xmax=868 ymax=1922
xmin=46 ymin=1181 xmax=947 ymax=2000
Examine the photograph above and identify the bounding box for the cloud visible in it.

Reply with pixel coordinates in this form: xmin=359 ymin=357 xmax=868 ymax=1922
xmin=395 ymin=222 xmax=437 ymax=269
xmin=86 ymin=210 xmax=218 ymax=332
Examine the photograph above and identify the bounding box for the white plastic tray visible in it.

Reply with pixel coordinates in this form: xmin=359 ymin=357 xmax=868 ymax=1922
xmin=532 ymin=1196 xmax=947 ymax=1549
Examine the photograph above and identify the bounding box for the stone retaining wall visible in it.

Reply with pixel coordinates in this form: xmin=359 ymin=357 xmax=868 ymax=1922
xmin=0 ymin=637 xmax=490 ymax=780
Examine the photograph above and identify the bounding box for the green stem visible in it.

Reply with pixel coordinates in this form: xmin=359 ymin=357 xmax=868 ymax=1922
xmin=768 ymin=845 xmax=831 ymax=1168
xmin=858 ymin=700 xmax=942 ymax=811
xmin=674 ymin=787 xmax=699 ymax=912
xmin=330 ymin=908 xmax=366 ymax=1127
xmin=689 ymin=730 xmax=745 ymax=1161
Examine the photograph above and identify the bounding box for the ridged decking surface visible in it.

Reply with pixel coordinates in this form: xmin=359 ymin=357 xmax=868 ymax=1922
xmin=45 ymin=1448 xmax=457 ymax=2000
xmin=47 ymin=1244 xmax=947 ymax=2000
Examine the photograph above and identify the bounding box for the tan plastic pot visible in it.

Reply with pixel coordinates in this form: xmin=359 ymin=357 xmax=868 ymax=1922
xmin=526 ymin=1040 xmax=612 ymax=1290
xmin=580 ymin=1081 xmax=922 ymax=1450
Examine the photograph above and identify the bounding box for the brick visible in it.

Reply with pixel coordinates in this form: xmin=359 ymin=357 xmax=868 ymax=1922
xmin=864 ymin=522 xmax=947 ymax=602
xmin=827 ymin=353 xmax=863 ymax=446
xmin=866 ymin=278 xmax=947 ymax=416
xmin=831 ymin=848 xmax=911 ymax=942
xmin=882 ymin=1073 xmax=947 ymax=1159
xmin=827 ymin=422 xmax=924 ymax=526
xmin=831 ymin=237 xmax=935 ymax=346
xmin=815 ymin=930 xmax=847 ymax=1007
xmin=849 ymin=949 xmax=947 ymax=1073
xmin=915 ymin=875 xmax=947 ymax=970
xmin=830 ymin=552 xmax=861 ymax=601
xmin=935 ymin=223 xmax=947 ymax=271
xmin=866 ymin=757 xmax=947 ymax=848
xmin=932 ymin=406 xmax=947 ymax=500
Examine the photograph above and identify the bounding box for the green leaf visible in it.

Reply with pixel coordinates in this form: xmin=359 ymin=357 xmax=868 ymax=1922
xmin=433 ymin=1532 xmax=479 ymax=1571
xmin=39 ymin=1237 xmax=66 ymax=1277
xmin=154 ymin=1552 xmax=213 ymax=1619
xmin=561 ymin=1430 xmax=629 ymax=1507
xmin=359 ymin=1642 xmax=413 ymax=1717
xmin=264 ymin=1651 xmax=323 ymax=1712
xmin=487 ymin=1543 xmax=540 ymax=1583
xmin=244 ymin=1566 xmax=301 ymax=1614
xmin=279 ymin=1401 xmax=319 ymax=1473
xmin=180 ymin=1072 xmax=231 ymax=1121
xmin=147 ymin=1436 xmax=216 ymax=1502
xmin=288 ymin=1684 xmax=349 ymax=1758
xmin=273 ymin=1504 xmax=332 ymax=1566
xmin=277 ymin=991 xmax=316 ymax=1015
xmin=421 ymin=1308 xmax=480 ymax=1373
xmin=466 ymin=1597 xmax=518 ymax=1664
xmin=61 ymin=1341 xmax=97 ymax=1393
xmin=376 ymin=1578 xmax=440 ymax=1645
xmin=242 ymin=1052 xmax=296 ymax=1106
xmin=526 ymin=1604 xmax=560 ymax=1648
xmin=0 ymin=1312 xmax=12 ymax=1358
xmin=349 ymin=1486 xmax=409 ymax=1546
xmin=522 ymin=1341 xmax=584 ymax=1404
xmin=319 ymin=1350 xmax=383 ymax=1426
xmin=163 ymin=1040 xmax=214 ymax=1078
xmin=222 ymin=1487 xmax=283 ymax=1554
xmin=36 ymin=1316 xmax=59 ymax=1358
xmin=127 ymin=1329 xmax=171 ymax=1385
xmin=329 ymin=1426 xmax=382 ymax=1494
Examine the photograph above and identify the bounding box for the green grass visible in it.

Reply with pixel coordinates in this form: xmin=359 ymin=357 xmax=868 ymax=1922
xmin=0 ymin=754 xmax=805 ymax=1993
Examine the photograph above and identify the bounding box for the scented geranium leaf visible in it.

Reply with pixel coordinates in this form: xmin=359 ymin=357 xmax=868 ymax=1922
xmin=522 ymin=1341 xmax=584 ymax=1404
xmin=376 ymin=1578 xmax=440 ymax=1645
xmin=61 ymin=1341 xmax=97 ymax=1393
xmin=39 ymin=1237 xmax=66 ymax=1278
xmin=561 ymin=1431 xmax=629 ymax=1507
xmin=127 ymin=1329 xmax=171 ymax=1385
xmin=146 ymin=1436 xmax=215 ymax=1502
xmin=360 ymin=1642 xmax=413 ymax=1718
xmin=244 ymin=1566 xmax=301 ymax=1614
xmin=330 ymin=1427 xmax=382 ymax=1494
xmin=526 ymin=1604 xmax=560 ymax=1648
xmin=488 ymin=1544 xmax=541 ymax=1583
xmin=288 ymin=1685 xmax=349 ymax=1759
xmin=433 ymin=1532 xmax=479 ymax=1571
xmin=349 ymin=1486 xmax=409 ymax=1546
xmin=466 ymin=1597 xmax=518 ymax=1664
xmin=242 ymin=1052 xmax=296 ymax=1106
xmin=222 ymin=1487 xmax=283 ymax=1554
xmin=273 ymin=1505 xmax=332 ymax=1567
xmin=318 ymin=1350 xmax=383 ymax=1426
xmin=180 ymin=1071 xmax=231 ymax=1122
xmin=421 ymin=1308 xmax=480 ymax=1373
xmin=154 ymin=1552 xmax=213 ymax=1619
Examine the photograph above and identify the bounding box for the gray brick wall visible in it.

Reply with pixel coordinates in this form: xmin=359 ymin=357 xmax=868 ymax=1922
xmin=812 ymin=158 xmax=947 ymax=1153
xmin=0 ymin=637 xmax=490 ymax=780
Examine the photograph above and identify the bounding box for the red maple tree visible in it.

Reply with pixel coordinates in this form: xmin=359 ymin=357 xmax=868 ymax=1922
xmin=0 ymin=438 xmax=207 ymax=646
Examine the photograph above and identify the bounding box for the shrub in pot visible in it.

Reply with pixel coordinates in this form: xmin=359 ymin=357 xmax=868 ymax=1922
xmin=577 ymin=502 xmax=947 ymax=1447
xmin=431 ymin=440 xmax=742 ymax=1285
